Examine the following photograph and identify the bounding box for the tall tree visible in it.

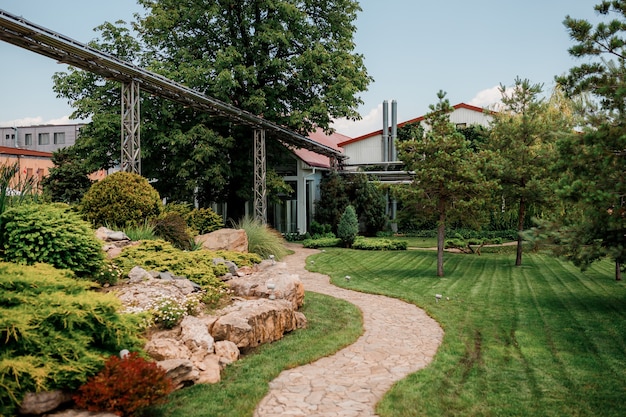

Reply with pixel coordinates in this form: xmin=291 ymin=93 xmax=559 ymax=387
xmin=53 ymin=1 xmax=371 ymax=214
xmin=397 ymin=91 xmax=494 ymax=277
xmin=483 ymin=78 xmax=574 ymax=266
xmin=551 ymin=1 xmax=626 ymax=280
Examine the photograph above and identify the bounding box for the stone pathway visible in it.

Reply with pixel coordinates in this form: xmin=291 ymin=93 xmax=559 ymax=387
xmin=253 ymin=245 xmax=444 ymax=417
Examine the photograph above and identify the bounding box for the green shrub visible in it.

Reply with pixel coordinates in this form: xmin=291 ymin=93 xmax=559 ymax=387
xmin=352 ymin=237 xmax=408 ymax=250
xmin=0 ymin=262 xmax=142 ymax=416
xmin=337 ymin=205 xmax=358 ymax=248
xmin=73 ymin=352 xmax=173 ymax=416
xmin=234 ymin=217 xmax=289 ymax=260
xmin=80 ymin=172 xmax=163 ymax=228
xmin=0 ymin=203 xmax=104 ymax=277
xmin=122 ymin=220 xmax=158 ymax=241
xmin=309 ymin=220 xmax=333 ymax=237
xmin=152 ymin=213 xmax=193 ymax=250
xmin=301 ymin=237 xmax=342 ymax=248
xmin=186 ymin=207 xmax=224 ymax=235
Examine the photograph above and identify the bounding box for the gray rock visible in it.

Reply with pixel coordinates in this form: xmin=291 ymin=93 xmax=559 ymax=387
xmin=18 ymin=390 xmax=72 ymax=415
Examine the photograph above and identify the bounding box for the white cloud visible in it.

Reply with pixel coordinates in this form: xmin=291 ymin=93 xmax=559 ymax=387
xmin=0 ymin=115 xmax=85 ymax=128
xmin=469 ymin=86 xmax=503 ymax=110
xmin=332 ymin=103 xmax=384 ymax=138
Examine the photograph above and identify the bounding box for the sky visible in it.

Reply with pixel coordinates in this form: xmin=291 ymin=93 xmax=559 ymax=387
xmin=0 ymin=0 xmax=601 ymax=137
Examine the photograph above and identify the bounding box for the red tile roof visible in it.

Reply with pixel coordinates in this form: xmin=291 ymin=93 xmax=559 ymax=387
xmin=0 ymin=146 xmax=53 ymax=158
xmin=291 ymin=129 xmax=348 ymax=168
xmin=337 ymin=103 xmax=488 ymax=147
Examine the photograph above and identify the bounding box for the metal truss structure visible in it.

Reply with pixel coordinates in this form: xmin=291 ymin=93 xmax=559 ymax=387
xmin=0 ymin=9 xmax=345 ymax=222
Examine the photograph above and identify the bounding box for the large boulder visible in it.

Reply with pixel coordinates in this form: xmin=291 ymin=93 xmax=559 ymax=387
xmin=195 ymin=228 xmax=248 ymax=252
xmin=211 ymin=298 xmax=306 ymax=349
xmin=18 ymin=391 xmax=73 ymax=415
xmin=228 ymin=261 xmax=304 ymax=309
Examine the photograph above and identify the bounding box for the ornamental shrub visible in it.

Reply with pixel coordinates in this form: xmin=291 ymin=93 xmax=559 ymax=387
xmin=351 ymin=237 xmax=408 ymax=251
xmin=0 ymin=262 xmax=143 ymax=416
xmin=152 ymin=212 xmax=193 ymax=250
xmin=337 ymin=205 xmax=358 ymax=248
xmin=234 ymin=216 xmax=289 ymax=260
xmin=73 ymin=352 xmax=173 ymax=416
xmin=186 ymin=207 xmax=224 ymax=234
xmin=0 ymin=203 xmax=104 ymax=277
xmin=80 ymin=171 xmax=163 ymax=228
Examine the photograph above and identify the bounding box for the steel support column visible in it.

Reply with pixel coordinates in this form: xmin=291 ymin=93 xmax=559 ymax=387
xmin=121 ymin=81 xmax=140 ymax=174
xmin=254 ymin=128 xmax=267 ymax=223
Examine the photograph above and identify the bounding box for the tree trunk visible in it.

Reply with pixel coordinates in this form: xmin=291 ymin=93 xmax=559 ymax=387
xmin=516 ymin=196 xmax=526 ymax=266
xmin=617 ymin=261 xmax=622 ymax=281
xmin=437 ymin=201 xmax=446 ymax=277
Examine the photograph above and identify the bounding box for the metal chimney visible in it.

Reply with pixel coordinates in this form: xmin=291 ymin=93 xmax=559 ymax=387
xmin=382 ymin=100 xmax=389 ymax=163
xmin=391 ymin=100 xmax=397 ymax=162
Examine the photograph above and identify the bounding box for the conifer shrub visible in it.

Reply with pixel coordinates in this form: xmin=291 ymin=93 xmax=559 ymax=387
xmin=0 ymin=262 xmax=142 ymax=416
xmin=0 ymin=203 xmax=104 ymax=277
xmin=80 ymin=172 xmax=163 ymax=228
xmin=337 ymin=205 xmax=359 ymax=248
xmin=152 ymin=212 xmax=193 ymax=250
xmin=73 ymin=352 xmax=173 ymax=416
xmin=186 ymin=207 xmax=224 ymax=234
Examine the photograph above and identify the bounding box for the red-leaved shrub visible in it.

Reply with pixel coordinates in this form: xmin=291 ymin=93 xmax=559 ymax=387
xmin=73 ymin=352 xmax=173 ymax=416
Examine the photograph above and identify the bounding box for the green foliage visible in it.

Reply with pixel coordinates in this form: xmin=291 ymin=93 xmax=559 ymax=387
xmin=94 ymin=259 xmax=125 ymax=285
xmin=234 ymin=216 xmax=289 ymax=261
xmin=348 ymin=174 xmax=388 ymax=236
xmin=309 ymin=220 xmax=333 ymax=238
xmin=186 ymin=207 xmax=224 ymax=234
xmin=551 ymin=2 xmax=626 ymax=279
xmin=41 ymin=147 xmax=94 ymax=204
xmin=301 ymin=237 xmax=342 ymax=248
xmin=351 ymin=237 xmax=407 ymax=251
xmin=0 ymin=203 xmax=104 ymax=277
xmin=397 ymin=91 xmax=496 ymax=276
xmin=54 ymin=1 xmax=370 ymax=206
xmin=73 ymin=352 xmax=173 ymax=416
xmin=337 ymin=205 xmax=358 ymax=248
xmin=80 ymin=172 xmax=163 ymax=228
xmin=315 ymin=171 xmax=351 ymax=233
xmin=122 ymin=220 xmax=158 ymax=241
xmin=0 ymin=262 xmax=143 ymax=416
xmin=482 ymin=78 xmax=574 ymax=265
xmin=0 ymin=162 xmax=39 ymax=231
xmin=153 ymin=212 xmax=193 ymax=250
xmin=149 ymin=294 xmax=202 ymax=329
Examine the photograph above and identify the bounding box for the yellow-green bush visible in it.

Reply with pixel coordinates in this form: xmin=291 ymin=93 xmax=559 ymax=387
xmin=80 ymin=172 xmax=162 ymax=228
xmin=186 ymin=207 xmax=224 ymax=234
xmin=0 ymin=203 xmax=104 ymax=277
xmin=0 ymin=262 xmax=143 ymax=416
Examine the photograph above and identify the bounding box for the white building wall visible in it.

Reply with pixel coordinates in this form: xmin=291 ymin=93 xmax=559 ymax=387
xmin=342 ymin=135 xmax=384 ymax=165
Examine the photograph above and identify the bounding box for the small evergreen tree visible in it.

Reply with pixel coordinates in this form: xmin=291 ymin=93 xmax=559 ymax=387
xmin=41 ymin=148 xmax=93 ymax=204
xmin=337 ymin=205 xmax=358 ymax=248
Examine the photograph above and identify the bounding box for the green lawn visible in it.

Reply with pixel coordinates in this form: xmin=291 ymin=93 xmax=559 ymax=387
xmin=307 ymin=248 xmax=626 ymax=417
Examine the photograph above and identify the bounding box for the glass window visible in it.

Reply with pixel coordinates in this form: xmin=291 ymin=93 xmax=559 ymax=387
xmin=25 ymin=134 xmax=32 ymax=145
xmin=38 ymin=133 xmax=50 ymax=145
xmin=53 ymin=132 xmax=65 ymax=145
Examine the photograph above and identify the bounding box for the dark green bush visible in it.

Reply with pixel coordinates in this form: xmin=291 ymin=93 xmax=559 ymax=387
xmin=153 ymin=213 xmax=192 ymax=250
xmin=301 ymin=237 xmax=342 ymax=248
xmin=0 ymin=262 xmax=143 ymax=416
xmin=352 ymin=237 xmax=408 ymax=251
xmin=80 ymin=172 xmax=163 ymax=228
xmin=337 ymin=205 xmax=358 ymax=248
xmin=0 ymin=203 xmax=104 ymax=277
xmin=186 ymin=207 xmax=224 ymax=235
